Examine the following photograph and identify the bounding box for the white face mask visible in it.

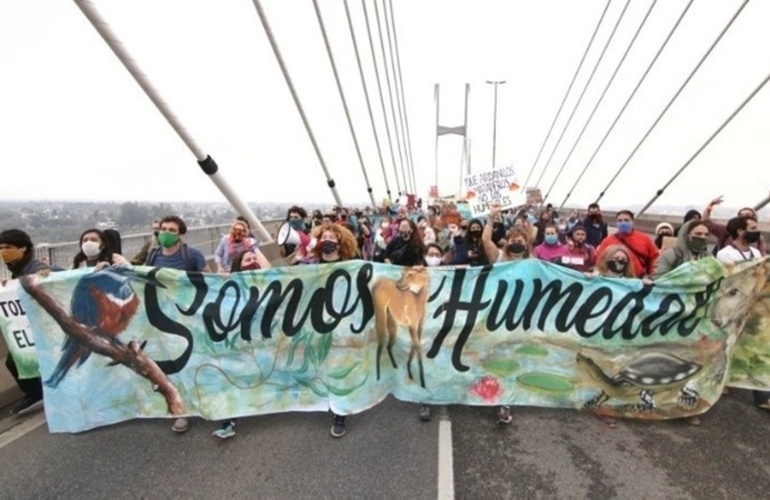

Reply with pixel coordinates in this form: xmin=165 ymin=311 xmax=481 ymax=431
xmin=82 ymin=240 xmax=101 ymax=258
xmin=425 ymin=256 xmax=443 ymax=267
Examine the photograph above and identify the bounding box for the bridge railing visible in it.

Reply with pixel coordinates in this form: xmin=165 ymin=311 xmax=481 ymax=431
xmin=30 ymin=220 xmax=286 ymax=270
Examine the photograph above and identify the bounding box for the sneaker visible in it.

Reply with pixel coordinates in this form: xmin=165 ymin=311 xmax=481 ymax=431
xmin=497 ymin=405 xmax=512 ymax=425
xmin=172 ymin=417 xmax=190 ymax=433
xmin=331 ymin=414 xmax=346 ymax=438
xmin=10 ymin=395 xmax=43 ymax=415
xmin=212 ymin=421 xmax=236 ymax=440
xmin=419 ymin=404 xmax=431 ymax=422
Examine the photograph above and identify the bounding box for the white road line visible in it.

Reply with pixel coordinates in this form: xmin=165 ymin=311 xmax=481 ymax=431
xmin=0 ymin=412 xmax=47 ymax=450
xmin=437 ymin=406 xmax=454 ymax=500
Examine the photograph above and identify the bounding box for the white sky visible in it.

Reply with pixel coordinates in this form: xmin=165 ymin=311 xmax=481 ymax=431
xmin=2 ymin=0 xmax=769 ymax=215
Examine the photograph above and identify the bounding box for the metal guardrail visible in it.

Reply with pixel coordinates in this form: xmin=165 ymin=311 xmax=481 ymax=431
xmin=30 ymin=220 xmax=286 ymax=270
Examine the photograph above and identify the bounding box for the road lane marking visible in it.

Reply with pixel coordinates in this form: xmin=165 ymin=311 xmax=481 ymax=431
xmin=0 ymin=412 xmax=46 ymax=450
xmin=437 ymin=406 xmax=454 ymax=500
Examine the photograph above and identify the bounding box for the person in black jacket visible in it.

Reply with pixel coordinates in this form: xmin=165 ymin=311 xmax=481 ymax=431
xmin=0 ymin=229 xmax=50 ymax=415
xmin=384 ymin=219 xmax=426 ymax=266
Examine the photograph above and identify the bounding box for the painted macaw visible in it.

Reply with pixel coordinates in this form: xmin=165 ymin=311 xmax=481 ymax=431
xmin=45 ymin=266 xmax=165 ymax=388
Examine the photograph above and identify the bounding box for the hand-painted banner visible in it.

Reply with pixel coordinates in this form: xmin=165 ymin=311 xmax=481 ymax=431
xmin=12 ymin=257 xmax=770 ymax=433
xmin=0 ymin=280 xmax=39 ymax=378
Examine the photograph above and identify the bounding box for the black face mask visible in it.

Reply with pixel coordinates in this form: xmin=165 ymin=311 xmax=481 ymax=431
xmin=508 ymin=242 xmax=526 ymax=254
xmin=608 ymin=260 xmax=627 ymax=274
xmin=400 ymin=231 xmax=412 ymax=240
xmin=321 ymin=240 xmax=339 ymax=254
xmin=745 ymin=231 xmax=761 ymax=243
xmin=469 ymin=230 xmax=482 ymax=237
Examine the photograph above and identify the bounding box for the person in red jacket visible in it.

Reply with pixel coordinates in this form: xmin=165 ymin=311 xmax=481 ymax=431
xmin=596 ymin=210 xmax=659 ymax=279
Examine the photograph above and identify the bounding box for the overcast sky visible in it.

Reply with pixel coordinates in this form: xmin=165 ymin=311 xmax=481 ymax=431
xmin=2 ymin=0 xmax=769 ymax=215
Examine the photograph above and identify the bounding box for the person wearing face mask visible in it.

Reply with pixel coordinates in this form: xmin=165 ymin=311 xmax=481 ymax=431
xmin=0 ymin=229 xmax=50 ymax=415
xmin=702 ymin=196 xmax=767 ymax=256
xmin=596 ymin=210 xmax=659 ymax=279
xmin=210 ymin=248 xmax=272 ymax=439
xmin=279 ymin=206 xmax=309 ymax=260
xmin=384 ymin=219 xmax=426 ymax=266
xmin=71 ymin=229 xmax=114 ymax=269
xmin=417 ymin=216 xmax=436 ymax=245
xmin=654 ymin=222 xmax=675 ymax=250
xmin=533 ymin=225 xmax=570 ymax=263
xmin=481 ymin=204 xmax=531 ymax=264
xmin=582 ymin=203 xmax=608 ymax=247
xmin=305 ymin=223 xmax=360 ymax=438
xmin=534 ymin=211 xmax=552 ymax=245
xmin=372 ymin=217 xmax=394 ymax=263
xmin=215 ymin=220 xmax=257 ymax=274
xmin=563 ymin=225 xmax=596 ymax=272
xmin=715 ymin=215 xmax=770 ymax=414
xmin=452 ymin=219 xmax=489 ymax=266
xmin=652 ymin=220 xmax=711 ymax=278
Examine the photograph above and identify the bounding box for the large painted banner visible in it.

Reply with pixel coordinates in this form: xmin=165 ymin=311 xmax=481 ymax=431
xmin=0 ymin=280 xmax=39 ymax=378
xmin=10 ymin=257 xmax=770 ymax=433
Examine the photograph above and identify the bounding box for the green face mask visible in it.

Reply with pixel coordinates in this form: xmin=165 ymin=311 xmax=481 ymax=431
xmin=157 ymin=231 xmax=180 ymax=248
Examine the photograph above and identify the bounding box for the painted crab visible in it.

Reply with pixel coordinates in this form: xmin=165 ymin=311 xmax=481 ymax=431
xmin=576 ymin=351 xmax=701 ymax=412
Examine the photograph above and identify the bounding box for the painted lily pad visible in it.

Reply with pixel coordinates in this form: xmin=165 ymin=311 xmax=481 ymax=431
xmin=482 ymin=359 xmax=520 ymax=377
xmin=517 ymin=372 xmax=574 ymax=394
xmin=516 ymin=345 xmax=549 ymax=357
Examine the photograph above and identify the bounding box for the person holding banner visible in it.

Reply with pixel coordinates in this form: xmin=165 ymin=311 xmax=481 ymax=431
xmin=71 ymin=229 xmax=115 ymax=269
xmin=305 ymin=223 xmax=360 ymax=438
xmin=0 ymin=229 xmax=49 ymax=415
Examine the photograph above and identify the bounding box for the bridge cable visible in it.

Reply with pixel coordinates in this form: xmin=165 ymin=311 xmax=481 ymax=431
xmin=521 ymin=0 xmax=611 ymax=191
xmin=594 ymin=0 xmax=750 ymax=204
xmin=312 ymin=0 xmax=377 ymax=208
xmin=71 ymin=0 xmax=273 ymax=243
xmin=248 ymin=0 xmax=343 ymax=207
xmin=531 ymin=0 xmax=632 ymax=193
xmin=557 ymin=0 xmax=694 ymax=211
xmin=361 ymin=0 xmax=403 ymax=197
xmin=637 ymin=68 xmax=770 ymax=217
xmin=754 ymin=193 xmax=770 ymax=212
xmin=374 ymin=0 xmax=411 ymax=195
xmin=541 ymin=0 xmax=658 ymax=205
xmin=343 ymin=0 xmax=393 ymax=200
xmin=387 ymin=0 xmax=418 ymax=197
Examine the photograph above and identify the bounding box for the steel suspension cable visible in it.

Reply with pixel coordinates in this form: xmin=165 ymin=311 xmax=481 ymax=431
xmin=522 ymin=0 xmax=611 ymax=191
xmin=374 ymin=0 xmax=411 ymax=195
xmin=557 ymin=0 xmax=694 ymax=211
xmin=754 ymin=193 xmax=770 ymax=212
xmin=311 ymin=0 xmax=376 ymax=208
xmin=637 ymin=68 xmax=770 ymax=217
xmin=387 ymin=0 xmax=418 ymax=197
xmin=595 ymin=0 xmax=750 ymax=204
xmin=248 ymin=0 xmax=343 ymax=206
xmin=542 ymin=0 xmax=658 ymax=205
xmin=532 ymin=0 xmax=631 ymax=191
xmin=72 ymin=0 xmax=272 ymax=243
xmin=361 ymin=0 xmax=402 ymax=196
xmin=343 ymin=0 xmax=392 ymax=200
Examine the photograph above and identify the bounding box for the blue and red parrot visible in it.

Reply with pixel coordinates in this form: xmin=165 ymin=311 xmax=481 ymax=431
xmin=45 ymin=266 xmax=165 ymax=388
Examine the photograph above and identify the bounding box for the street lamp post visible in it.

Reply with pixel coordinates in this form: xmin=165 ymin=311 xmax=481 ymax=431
xmin=486 ymin=80 xmax=506 ymax=168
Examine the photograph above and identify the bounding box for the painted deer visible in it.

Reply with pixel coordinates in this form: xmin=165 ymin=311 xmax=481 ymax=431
xmin=372 ymin=267 xmax=431 ymax=388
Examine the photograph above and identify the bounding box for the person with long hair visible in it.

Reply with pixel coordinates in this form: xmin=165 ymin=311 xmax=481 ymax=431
xmin=481 ymin=204 xmax=531 ymax=264
xmin=384 ymin=218 xmax=426 ymax=266
xmin=211 ymin=248 xmax=272 ymax=440
xmin=214 ymin=220 xmax=256 ymax=274
xmin=593 ymin=245 xmax=635 ymax=278
xmin=71 ymin=229 xmax=114 ymax=269
xmin=306 ymin=223 xmax=359 ymax=438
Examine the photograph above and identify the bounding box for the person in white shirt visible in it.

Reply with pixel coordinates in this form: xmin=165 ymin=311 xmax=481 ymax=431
xmin=715 ymin=216 xmax=762 ymax=264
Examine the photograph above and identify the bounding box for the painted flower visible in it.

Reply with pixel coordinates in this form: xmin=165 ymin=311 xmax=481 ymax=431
xmin=469 ymin=375 xmax=501 ymax=403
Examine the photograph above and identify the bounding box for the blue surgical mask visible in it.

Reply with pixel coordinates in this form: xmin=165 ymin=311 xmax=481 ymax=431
xmin=544 ymin=234 xmax=558 ymax=245
xmin=617 ymin=221 xmax=633 ymax=234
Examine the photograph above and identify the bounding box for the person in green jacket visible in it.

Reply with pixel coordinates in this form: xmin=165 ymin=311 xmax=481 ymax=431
xmin=652 ymin=219 xmax=711 ymax=279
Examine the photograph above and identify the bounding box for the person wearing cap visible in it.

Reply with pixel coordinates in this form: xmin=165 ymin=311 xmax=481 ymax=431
xmin=654 ymin=222 xmax=674 ymax=250
xmin=0 ymin=229 xmax=50 ymax=415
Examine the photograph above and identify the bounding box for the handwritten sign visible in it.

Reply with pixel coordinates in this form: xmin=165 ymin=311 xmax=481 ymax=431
xmin=463 ymin=166 xmax=523 ymax=217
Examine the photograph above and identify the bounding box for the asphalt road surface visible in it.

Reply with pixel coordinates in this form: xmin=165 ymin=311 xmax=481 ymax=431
xmin=1 ymin=391 xmax=770 ymax=499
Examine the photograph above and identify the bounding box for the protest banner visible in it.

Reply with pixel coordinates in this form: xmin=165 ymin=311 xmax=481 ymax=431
xmin=0 ymin=280 xmax=39 ymax=378
xmin=463 ymin=166 xmax=524 ymax=217
xmin=9 ymin=258 xmax=770 ymax=433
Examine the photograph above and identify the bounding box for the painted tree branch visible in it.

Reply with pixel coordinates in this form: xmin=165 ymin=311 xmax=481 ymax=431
xmin=20 ymin=275 xmax=185 ymax=416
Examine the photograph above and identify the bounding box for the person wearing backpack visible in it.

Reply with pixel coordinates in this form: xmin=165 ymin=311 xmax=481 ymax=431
xmin=652 ymin=219 xmax=711 ymax=279
xmin=144 ymin=215 xmax=209 ymax=434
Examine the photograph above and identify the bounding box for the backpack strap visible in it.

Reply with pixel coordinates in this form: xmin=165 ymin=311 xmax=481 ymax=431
xmin=180 ymin=243 xmax=194 ymax=271
xmin=145 ymin=247 xmax=161 ymax=266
